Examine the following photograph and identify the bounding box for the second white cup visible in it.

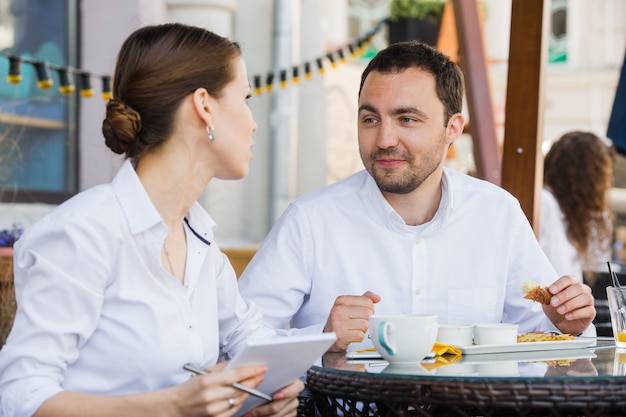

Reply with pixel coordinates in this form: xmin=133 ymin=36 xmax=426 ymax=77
xmin=473 ymin=323 xmax=519 ymax=345
xmin=436 ymin=324 xmax=474 ymax=347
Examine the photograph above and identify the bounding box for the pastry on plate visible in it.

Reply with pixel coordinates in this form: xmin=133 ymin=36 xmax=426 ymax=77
xmin=517 ymin=332 xmax=575 ymax=342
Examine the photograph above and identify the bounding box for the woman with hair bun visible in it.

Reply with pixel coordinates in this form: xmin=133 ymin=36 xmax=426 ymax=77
xmin=0 ymin=23 xmax=303 ymax=417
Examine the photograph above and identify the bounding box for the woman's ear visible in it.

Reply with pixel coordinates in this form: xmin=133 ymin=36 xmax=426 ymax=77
xmin=192 ymin=87 xmax=214 ymax=127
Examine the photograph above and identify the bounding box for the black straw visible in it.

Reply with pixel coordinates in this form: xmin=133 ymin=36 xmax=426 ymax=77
xmin=607 ymin=262 xmax=626 ymax=307
xmin=607 ymin=261 xmax=622 ymax=288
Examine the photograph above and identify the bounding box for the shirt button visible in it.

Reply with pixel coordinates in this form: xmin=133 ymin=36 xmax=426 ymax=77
xmin=415 ymin=289 xmax=421 ymax=296
xmin=188 ymin=325 xmax=193 ymax=330
xmin=415 ymin=238 xmax=420 ymax=244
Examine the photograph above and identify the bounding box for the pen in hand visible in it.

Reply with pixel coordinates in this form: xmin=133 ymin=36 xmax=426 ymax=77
xmin=183 ymin=364 xmax=273 ymax=402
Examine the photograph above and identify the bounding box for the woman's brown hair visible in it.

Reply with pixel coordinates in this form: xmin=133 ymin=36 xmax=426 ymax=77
xmin=544 ymin=131 xmax=615 ymax=273
xmin=102 ymin=23 xmax=242 ymax=159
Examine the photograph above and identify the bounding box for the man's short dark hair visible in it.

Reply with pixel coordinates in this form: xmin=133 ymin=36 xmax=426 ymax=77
xmin=359 ymin=40 xmax=464 ymax=124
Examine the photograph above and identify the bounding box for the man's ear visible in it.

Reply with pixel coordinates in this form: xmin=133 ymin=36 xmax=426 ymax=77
xmin=192 ymin=87 xmax=214 ymax=126
xmin=445 ymin=113 xmax=465 ymax=145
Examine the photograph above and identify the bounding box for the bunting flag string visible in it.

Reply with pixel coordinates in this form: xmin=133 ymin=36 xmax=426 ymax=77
xmin=0 ymin=18 xmax=387 ymax=100
xmin=0 ymin=50 xmax=112 ymax=100
xmin=252 ymin=18 xmax=387 ymax=95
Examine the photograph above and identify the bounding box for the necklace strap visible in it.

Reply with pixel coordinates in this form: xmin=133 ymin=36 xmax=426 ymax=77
xmin=162 ymin=243 xmax=176 ymax=276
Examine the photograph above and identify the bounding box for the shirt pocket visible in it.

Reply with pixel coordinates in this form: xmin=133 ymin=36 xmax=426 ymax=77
xmin=447 ymin=287 xmax=499 ymax=324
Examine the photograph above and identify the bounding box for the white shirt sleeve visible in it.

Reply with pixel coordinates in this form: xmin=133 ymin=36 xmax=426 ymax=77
xmin=239 ymin=203 xmax=323 ymax=332
xmin=0 ymin=215 xmax=114 ymax=417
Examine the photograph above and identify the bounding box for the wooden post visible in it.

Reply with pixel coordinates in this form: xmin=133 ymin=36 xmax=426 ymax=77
xmin=450 ymin=0 xmax=501 ymax=185
xmin=501 ymin=0 xmax=550 ymax=232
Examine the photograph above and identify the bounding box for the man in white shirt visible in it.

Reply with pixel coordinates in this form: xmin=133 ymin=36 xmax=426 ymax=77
xmin=238 ymin=40 xmax=596 ymax=352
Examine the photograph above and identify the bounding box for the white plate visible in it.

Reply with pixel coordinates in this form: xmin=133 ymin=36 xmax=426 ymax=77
xmin=346 ymin=350 xmax=383 ymax=360
xmin=460 ymin=338 xmax=595 ymax=355
xmin=346 ymin=339 xmax=597 ymax=361
xmin=459 ymin=347 xmax=596 ymax=364
xmin=346 ymin=350 xmax=436 ymax=361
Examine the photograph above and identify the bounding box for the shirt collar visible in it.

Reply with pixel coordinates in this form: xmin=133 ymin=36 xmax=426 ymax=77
xmin=111 ymin=159 xmax=217 ymax=241
xmin=361 ymin=168 xmax=455 ymax=234
xmin=441 ymin=167 xmax=455 ymax=212
xmin=112 ymin=159 xmax=163 ymax=236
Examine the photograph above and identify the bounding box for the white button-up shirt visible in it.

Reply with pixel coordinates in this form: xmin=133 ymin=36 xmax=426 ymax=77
xmin=0 ymin=160 xmax=275 ymax=417
xmin=239 ymin=169 xmax=594 ymax=351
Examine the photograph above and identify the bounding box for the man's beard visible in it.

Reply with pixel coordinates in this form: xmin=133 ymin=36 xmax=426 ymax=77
xmin=360 ymin=137 xmax=445 ymax=195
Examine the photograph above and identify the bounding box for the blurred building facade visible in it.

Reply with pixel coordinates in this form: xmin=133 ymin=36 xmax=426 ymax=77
xmin=0 ymin=0 xmax=624 ymax=246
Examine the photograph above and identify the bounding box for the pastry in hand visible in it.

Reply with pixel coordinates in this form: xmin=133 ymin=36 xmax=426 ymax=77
xmin=522 ymin=281 xmax=552 ymax=305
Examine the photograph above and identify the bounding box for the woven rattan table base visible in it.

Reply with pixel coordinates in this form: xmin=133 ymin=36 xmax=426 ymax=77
xmin=307 ymin=367 xmax=626 ymax=417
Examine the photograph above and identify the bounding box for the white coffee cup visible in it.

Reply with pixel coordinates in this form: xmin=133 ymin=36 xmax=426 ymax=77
xmin=436 ymin=324 xmax=474 ymax=347
xmin=369 ymin=314 xmax=438 ymax=364
xmin=473 ymin=323 xmax=519 ymax=345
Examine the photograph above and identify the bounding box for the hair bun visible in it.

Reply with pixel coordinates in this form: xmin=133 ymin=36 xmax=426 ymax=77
xmin=102 ymin=98 xmax=143 ymax=157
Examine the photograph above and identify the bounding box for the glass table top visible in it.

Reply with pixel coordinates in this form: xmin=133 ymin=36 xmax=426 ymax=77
xmin=316 ymin=338 xmax=623 ymax=380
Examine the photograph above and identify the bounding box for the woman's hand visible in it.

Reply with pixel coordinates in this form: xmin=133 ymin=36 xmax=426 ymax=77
xmin=246 ymin=379 xmax=305 ymax=417
xmin=34 ymin=362 xmax=268 ymax=417
xmin=174 ymin=362 xmax=267 ymax=417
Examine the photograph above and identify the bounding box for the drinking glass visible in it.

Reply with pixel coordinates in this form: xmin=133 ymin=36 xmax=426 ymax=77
xmin=606 ymin=286 xmax=626 ymax=348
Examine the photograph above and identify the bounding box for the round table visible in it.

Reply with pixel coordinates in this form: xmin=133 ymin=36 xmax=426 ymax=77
xmin=305 ymin=339 xmax=626 ymax=416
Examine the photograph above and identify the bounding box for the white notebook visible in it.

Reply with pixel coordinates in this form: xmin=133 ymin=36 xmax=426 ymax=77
xmin=225 ymin=332 xmax=337 ymax=416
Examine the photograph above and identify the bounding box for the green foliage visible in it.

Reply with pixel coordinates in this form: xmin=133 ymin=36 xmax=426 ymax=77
xmin=389 ymin=0 xmax=447 ymax=22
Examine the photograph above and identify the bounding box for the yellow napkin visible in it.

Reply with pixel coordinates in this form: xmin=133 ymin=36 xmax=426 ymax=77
xmin=421 ymin=343 xmax=463 ymax=370
xmin=422 ymin=354 xmax=462 ymax=370
xmin=431 ymin=342 xmax=463 ymax=357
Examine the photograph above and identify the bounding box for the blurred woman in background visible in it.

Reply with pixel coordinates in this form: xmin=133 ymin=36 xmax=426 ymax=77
xmin=540 ymin=131 xmax=615 ymax=284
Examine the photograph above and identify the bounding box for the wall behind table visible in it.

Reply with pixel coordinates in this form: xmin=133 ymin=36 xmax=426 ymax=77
xmin=0 ymin=202 xmax=56 ymax=229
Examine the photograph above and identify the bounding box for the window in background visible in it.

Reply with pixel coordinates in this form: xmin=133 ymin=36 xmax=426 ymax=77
xmin=0 ymin=0 xmax=78 ymax=204
xmin=549 ymin=0 xmax=567 ymax=63
xmin=347 ymin=0 xmax=388 ymax=60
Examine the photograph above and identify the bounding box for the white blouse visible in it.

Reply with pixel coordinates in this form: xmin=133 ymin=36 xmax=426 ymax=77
xmin=0 ymin=160 xmax=275 ymax=417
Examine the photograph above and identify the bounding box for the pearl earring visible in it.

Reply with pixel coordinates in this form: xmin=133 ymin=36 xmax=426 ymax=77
xmin=206 ymin=125 xmax=215 ymax=141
